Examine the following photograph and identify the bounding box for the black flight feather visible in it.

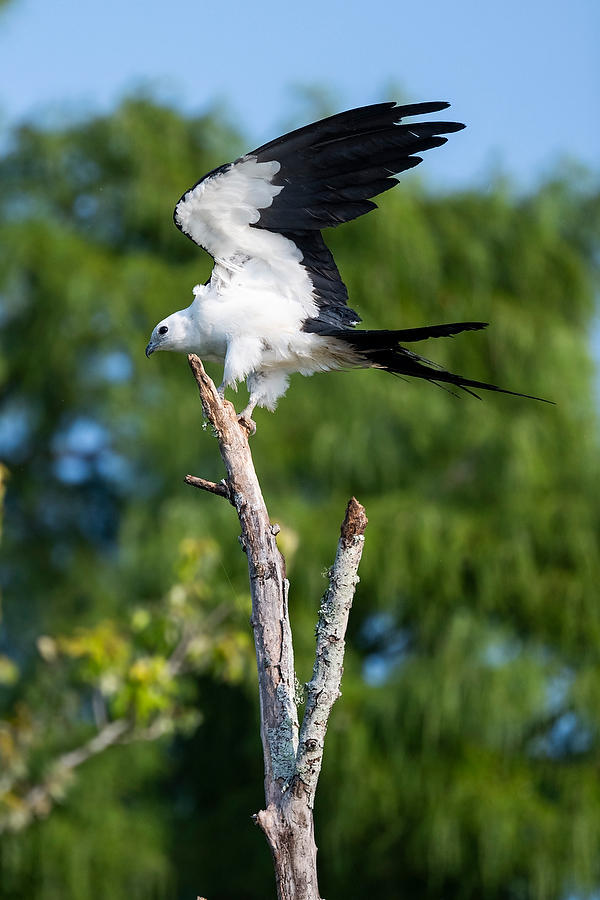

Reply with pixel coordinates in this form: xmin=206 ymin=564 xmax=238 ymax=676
xmin=251 ymin=102 xmax=465 ymax=235
xmin=303 ymin=322 xmax=489 ymax=342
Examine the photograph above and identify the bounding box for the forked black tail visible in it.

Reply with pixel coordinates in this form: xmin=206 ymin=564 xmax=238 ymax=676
xmin=307 ymin=321 xmax=551 ymax=402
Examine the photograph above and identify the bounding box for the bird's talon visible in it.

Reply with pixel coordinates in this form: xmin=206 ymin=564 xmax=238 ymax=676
xmin=237 ymin=414 xmax=257 ymax=436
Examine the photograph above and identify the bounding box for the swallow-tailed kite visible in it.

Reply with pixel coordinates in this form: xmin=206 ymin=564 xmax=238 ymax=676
xmin=146 ymin=101 xmax=543 ymax=429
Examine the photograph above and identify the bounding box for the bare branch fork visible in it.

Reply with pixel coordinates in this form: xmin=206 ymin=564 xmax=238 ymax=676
xmin=185 ymin=354 xmax=367 ymax=900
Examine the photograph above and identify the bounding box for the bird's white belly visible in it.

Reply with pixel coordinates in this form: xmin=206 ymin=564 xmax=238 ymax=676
xmin=192 ymin=279 xmax=308 ymax=360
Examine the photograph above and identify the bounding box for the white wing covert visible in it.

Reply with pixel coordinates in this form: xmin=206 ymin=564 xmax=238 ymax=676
xmin=173 ymin=157 xmax=288 ymax=263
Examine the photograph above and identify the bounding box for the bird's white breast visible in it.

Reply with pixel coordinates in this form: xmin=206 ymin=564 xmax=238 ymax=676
xmin=189 ymin=250 xmax=319 ymax=362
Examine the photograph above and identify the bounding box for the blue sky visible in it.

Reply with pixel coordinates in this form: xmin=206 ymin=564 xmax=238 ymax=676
xmin=0 ymin=0 xmax=598 ymax=188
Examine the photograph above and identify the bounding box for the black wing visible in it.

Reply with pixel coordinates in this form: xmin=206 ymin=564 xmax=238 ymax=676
xmin=250 ymin=101 xmax=464 ymax=328
xmin=251 ymin=101 xmax=464 ymax=232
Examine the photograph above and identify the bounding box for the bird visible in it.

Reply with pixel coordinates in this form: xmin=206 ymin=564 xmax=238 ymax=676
xmin=145 ymin=101 xmax=546 ymax=431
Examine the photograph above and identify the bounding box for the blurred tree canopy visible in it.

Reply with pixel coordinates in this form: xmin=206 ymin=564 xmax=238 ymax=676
xmin=0 ymin=95 xmax=599 ymax=900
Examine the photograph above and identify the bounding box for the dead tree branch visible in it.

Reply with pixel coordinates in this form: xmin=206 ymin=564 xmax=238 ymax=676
xmin=185 ymin=354 xmax=367 ymax=900
xmin=184 ymin=474 xmax=231 ymax=500
xmin=295 ymin=498 xmax=368 ymax=805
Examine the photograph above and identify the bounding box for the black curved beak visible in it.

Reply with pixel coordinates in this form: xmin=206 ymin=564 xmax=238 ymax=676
xmin=145 ymin=341 xmax=155 ymax=358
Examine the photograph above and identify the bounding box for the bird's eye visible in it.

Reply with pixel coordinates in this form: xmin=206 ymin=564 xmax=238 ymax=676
xmin=158 ymin=325 xmax=169 ymax=335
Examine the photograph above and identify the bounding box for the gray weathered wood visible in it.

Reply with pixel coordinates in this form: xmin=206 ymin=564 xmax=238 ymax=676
xmin=185 ymin=354 xmax=367 ymax=900
xmin=296 ymin=498 xmax=368 ymax=806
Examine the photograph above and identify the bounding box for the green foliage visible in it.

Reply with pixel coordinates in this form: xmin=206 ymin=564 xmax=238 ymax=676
xmin=0 ymin=95 xmax=599 ymax=899
xmin=0 ymin=534 xmax=251 ymax=835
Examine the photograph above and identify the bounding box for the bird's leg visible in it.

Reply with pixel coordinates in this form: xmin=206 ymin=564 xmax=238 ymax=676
xmin=219 ymin=340 xmax=263 ymax=435
xmin=217 ymin=381 xmax=226 ymax=400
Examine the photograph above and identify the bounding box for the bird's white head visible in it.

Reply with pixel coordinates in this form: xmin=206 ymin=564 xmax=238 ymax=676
xmin=145 ymin=308 xmax=195 ymax=358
